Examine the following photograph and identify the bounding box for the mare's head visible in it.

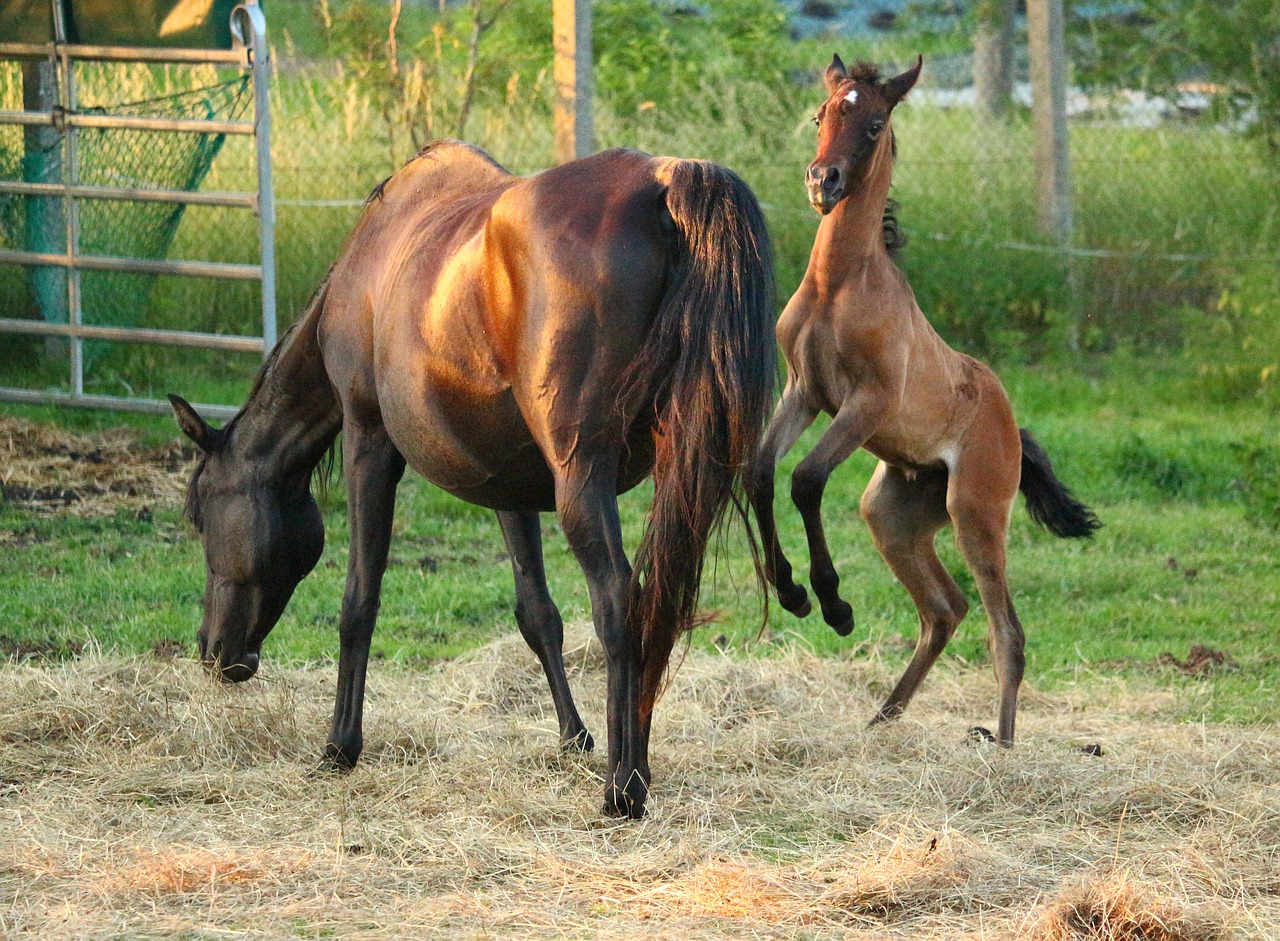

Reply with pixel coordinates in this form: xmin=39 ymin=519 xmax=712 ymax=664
xmin=807 ymin=55 xmax=922 ymax=214
xmin=169 ymin=394 xmax=325 ymax=683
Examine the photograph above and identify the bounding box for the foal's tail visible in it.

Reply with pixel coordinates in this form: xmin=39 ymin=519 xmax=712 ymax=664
xmin=1019 ymin=428 xmax=1101 ymax=539
xmin=622 ymin=159 xmax=777 ymax=717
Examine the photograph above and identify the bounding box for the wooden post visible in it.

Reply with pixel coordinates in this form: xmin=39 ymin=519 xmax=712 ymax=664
xmin=553 ymin=0 xmax=593 ymax=164
xmin=973 ymin=0 xmax=1014 ymax=120
xmin=1026 ymin=0 xmax=1072 ymax=243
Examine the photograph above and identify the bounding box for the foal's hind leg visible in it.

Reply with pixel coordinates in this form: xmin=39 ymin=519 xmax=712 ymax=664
xmin=947 ymin=438 xmax=1025 ymax=746
xmin=860 ymin=463 xmax=970 ymax=726
xmin=747 ymin=386 xmax=818 ymax=617
xmin=497 ymin=510 xmax=593 ymax=752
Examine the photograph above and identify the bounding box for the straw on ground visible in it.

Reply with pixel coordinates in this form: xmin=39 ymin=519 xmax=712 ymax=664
xmin=1 ymin=624 xmax=1274 ymax=939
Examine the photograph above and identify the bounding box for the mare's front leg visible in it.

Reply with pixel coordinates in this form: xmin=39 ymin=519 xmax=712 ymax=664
xmin=790 ymin=393 xmax=887 ymax=636
xmin=747 ymin=386 xmax=818 ymax=617
xmin=323 ymin=421 xmax=406 ymax=769
xmin=497 ymin=510 xmax=593 ymax=751
xmin=555 ymin=459 xmax=647 ymax=818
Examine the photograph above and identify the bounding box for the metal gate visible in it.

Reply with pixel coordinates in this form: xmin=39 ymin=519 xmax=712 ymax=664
xmin=0 ymin=1 xmax=274 ymax=422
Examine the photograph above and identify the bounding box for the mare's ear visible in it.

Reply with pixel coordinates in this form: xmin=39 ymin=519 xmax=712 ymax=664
xmin=823 ymin=53 xmax=848 ymax=95
xmin=168 ymin=393 xmax=222 ymax=453
xmin=882 ymin=55 xmax=923 ymax=109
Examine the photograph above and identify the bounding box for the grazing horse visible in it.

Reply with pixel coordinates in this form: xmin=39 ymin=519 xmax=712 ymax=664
xmin=746 ymin=57 xmax=1098 ymax=745
xmin=169 ymin=141 xmax=775 ymax=817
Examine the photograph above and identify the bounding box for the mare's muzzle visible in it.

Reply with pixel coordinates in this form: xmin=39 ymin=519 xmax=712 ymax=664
xmin=199 ymin=631 xmax=261 ymax=683
xmin=807 ymin=163 xmax=844 ymax=214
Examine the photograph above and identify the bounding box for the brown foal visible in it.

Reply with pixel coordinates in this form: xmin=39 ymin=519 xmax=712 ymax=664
xmin=747 ymin=56 xmax=1099 ymax=745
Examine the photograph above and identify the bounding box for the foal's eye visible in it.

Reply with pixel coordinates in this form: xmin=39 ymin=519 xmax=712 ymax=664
xmin=812 ymin=116 xmax=821 ymax=126
xmin=868 ymin=120 xmax=885 ymax=139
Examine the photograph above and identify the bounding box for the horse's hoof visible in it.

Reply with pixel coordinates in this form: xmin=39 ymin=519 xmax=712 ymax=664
xmin=603 ymin=773 xmax=649 ymax=819
xmin=319 ymin=742 xmax=360 ymax=773
xmin=779 ymin=585 xmax=811 ymax=618
xmin=602 ymin=794 xmax=648 ymax=820
xmin=562 ymin=729 xmax=594 ymax=753
xmin=966 ymin=726 xmax=996 ymax=744
xmin=823 ymin=601 xmax=854 ymax=635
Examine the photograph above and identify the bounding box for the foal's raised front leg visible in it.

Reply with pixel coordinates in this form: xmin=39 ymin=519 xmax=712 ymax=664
xmin=747 ymin=386 xmax=818 ymax=617
xmin=555 ymin=459 xmax=648 ymax=818
xmin=323 ymin=422 xmax=406 ymax=769
xmin=791 ymin=393 xmax=888 ymax=635
xmin=497 ymin=509 xmax=593 ymax=752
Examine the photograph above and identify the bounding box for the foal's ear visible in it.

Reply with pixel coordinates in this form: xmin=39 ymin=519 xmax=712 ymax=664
xmin=168 ymin=393 xmax=222 ymax=453
xmin=882 ymin=55 xmax=923 ymax=109
xmin=823 ymin=53 xmax=848 ymax=95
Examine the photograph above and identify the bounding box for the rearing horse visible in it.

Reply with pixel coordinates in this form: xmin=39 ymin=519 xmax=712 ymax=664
xmin=747 ymin=57 xmax=1098 ymax=745
xmin=169 ymin=141 xmax=775 ymax=817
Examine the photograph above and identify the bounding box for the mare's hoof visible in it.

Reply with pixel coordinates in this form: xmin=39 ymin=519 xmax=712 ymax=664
xmin=823 ymin=600 xmax=854 ymax=635
xmin=562 ymin=729 xmax=595 ymax=753
xmin=778 ymin=584 xmax=812 ymax=618
xmin=603 ymin=773 xmax=649 ymax=819
xmin=602 ymin=795 xmax=648 ymax=820
xmin=318 ymin=742 xmax=360 ymax=773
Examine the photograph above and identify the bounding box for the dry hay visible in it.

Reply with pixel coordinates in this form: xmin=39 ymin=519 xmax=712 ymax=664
xmin=0 ymin=627 xmax=1276 ymax=940
xmin=0 ymin=415 xmax=193 ymax=518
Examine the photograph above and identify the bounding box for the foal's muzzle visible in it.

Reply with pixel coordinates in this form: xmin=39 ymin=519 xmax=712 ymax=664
xmin=807 ymin=163 xmax=844 ymax=214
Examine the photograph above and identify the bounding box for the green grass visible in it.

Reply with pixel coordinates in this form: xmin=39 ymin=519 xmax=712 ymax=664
xmin=2 ymin=359 xmax=1277 ymax=725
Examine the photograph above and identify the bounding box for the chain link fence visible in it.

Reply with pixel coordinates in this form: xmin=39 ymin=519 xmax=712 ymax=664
xmin=2 ymin=33 xmax=1276 ymax=409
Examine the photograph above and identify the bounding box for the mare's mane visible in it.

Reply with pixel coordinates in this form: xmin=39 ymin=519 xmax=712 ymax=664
xmin=181 ymin=281 xmax=339 ymax=530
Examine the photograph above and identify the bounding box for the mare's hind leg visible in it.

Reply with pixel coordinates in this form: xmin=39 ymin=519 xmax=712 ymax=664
xmin=861 ymin=463 xmax=970 ymax=726
xmin=947 ymin=435 xmax=1024 ymax=745
xmin=554 ymin=458 xmax=648 ymax=818
xmin=747 ymin=385 xmax=818 ymax=617
xmin=324 ymin=420 xmax=406 ymax=769
xmin=790 ymin=394 xmax=888 ymax=635
xmin=497 ymin=509 xmax=593 ymax=752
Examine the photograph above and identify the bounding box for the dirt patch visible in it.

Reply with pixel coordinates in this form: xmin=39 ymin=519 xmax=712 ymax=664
xmin=0 ymin=628 xmax=1273 ymax=939
xmin=0 ymin=416 xmax=195 ymax=516
xmin=1102 ymin=645 xmax=1241 ymax=678
xmin=0 ymin=633 xmax=86 ymax=662
xmin=1156 ymin=645 xmax=1239 ymax=677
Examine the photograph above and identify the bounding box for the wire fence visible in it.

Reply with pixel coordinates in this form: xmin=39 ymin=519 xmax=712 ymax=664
xmin=2 ymin=44 xmax=1277 ymax=407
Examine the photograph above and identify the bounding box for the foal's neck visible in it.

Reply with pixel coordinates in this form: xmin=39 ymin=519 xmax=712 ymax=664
xmin=232 ymin=316 xmax=342 ymax=486
xmin=812 ymin=132 xmax=896 ymax=286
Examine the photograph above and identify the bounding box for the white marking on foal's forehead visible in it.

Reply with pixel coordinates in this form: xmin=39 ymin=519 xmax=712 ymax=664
xmin=844 ymin=88 xmax=859 ymax=105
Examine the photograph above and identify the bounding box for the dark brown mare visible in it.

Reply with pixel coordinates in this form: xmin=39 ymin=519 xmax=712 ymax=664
xmin=169 ymin=141 xmax=775 ymax=817
xmin=746 ymin=57 xmax=1098 ymax=745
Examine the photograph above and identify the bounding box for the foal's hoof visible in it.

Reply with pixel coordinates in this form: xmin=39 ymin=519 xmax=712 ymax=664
xmin=823 ymin=600 xmax=854 ymax=636
xmin=562 ymin=728 xmax=595 ymax=753
xmin=778 ymin=584 xmax=812 ymax=618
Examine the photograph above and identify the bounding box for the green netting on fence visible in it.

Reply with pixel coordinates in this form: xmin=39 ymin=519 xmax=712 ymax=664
xmin=0 ymin=74 xmax=250 ymax=328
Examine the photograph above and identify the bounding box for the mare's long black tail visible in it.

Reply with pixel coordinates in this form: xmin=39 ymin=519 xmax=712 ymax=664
xmin=621 ymin=159 xmax=776 ymax=717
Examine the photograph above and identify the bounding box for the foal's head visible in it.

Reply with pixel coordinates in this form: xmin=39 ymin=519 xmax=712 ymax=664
xmin=170 ymin=395 xmax=325 ymax=683
xmin=807 ymin=55 xmax=922 ymax=214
